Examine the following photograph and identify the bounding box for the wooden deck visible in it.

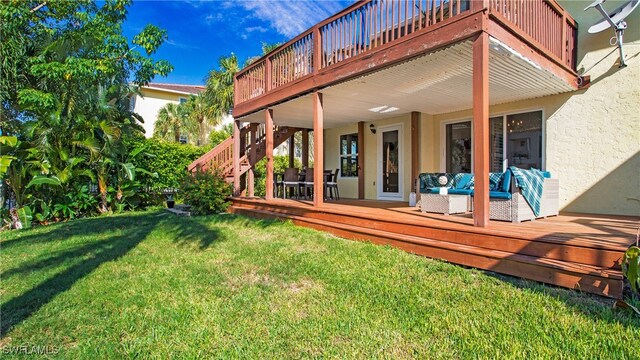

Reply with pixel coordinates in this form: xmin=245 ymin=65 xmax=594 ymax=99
xmin=229 ymin=197 xmax=639 ymax=299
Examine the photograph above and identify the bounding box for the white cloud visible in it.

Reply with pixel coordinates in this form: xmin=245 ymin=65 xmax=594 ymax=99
xmin=238 ymin=0 xmax=347 ymax=37
xmin=165 ymin=39 xmax=199 ymax=49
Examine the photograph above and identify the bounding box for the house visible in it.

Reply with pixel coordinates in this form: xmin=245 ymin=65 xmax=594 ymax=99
xmin=129 ymin=83 xmax=205 ymax=140
xmin=191 ymin=0 xmax=639 ymax=298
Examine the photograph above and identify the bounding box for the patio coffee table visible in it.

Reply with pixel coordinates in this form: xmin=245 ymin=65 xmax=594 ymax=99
xmin=420 ymin=193 xmax=468 ymax=215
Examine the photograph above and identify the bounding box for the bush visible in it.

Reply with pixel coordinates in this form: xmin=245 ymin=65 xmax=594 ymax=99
xmin=180 ymin=169 xmax=232 ymax=215
xmin=125 ymin=136 xmax=208 ymax=190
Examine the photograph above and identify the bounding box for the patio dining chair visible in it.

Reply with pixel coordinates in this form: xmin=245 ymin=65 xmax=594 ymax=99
xmin=282 ymin=168 xmax=300 ymax=199
xmin=326 ymin=168 xmax=340 ymax=200
xmin=302 ymin=168 xmax=314 ymax=199
xmin=273 ymin=172 xmax=283 ymax=198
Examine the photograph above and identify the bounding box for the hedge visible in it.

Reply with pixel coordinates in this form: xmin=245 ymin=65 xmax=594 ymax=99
xmin=125 ymin=136 xmax=208 ymax=190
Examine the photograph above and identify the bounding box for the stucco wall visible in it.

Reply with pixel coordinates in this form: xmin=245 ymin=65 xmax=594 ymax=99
xmin=132 ymin=88 xmax=186 ymax=138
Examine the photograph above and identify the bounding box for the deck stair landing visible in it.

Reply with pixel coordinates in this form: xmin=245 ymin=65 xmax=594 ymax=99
xmin=229 ymin=198 xmax=637 ymax=299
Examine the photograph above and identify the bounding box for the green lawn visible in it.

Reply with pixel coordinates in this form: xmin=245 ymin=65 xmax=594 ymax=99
xmin=1 ymin=210 xmax=637 ymax=358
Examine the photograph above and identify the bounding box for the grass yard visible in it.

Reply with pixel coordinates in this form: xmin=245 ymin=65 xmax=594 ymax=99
xmin=1 ymin=210 xmax=637 ymax=358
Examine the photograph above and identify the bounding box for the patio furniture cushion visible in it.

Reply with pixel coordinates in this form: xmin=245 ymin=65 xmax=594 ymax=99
xmin=425 ymin=188 xmax=473 ymax=196
xmin=489 ymin=190 xmax=512 ymax=200
xmin=453 ymin=173 xmax=473 ymax=189
xmin=489 ymin=172 xmax=503 ymax=191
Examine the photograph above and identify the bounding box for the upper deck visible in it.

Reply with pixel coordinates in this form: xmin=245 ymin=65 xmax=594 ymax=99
xmin=233 ymin=0 xmax=578 ymax=118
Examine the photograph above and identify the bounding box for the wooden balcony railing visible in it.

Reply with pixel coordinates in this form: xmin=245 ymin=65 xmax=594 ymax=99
xmin=320 ymin=0 xmax=470 ymax=68
xmin=234 ymin=0 xmax=578 ymax=112
xmin=489 ymin=0 xmax=577 ymax=69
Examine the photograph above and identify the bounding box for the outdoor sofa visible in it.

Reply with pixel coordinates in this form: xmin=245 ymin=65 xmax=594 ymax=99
xmin=418 ymin=168 xmax=559 ymax=223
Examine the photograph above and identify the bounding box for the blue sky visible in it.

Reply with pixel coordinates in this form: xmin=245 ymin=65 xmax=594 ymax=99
xmin=123 ymin=0 xmax=353 ymax=85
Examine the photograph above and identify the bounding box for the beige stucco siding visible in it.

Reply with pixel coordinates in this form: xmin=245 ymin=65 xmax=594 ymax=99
xmin=132 ymin=88 xmax=186 ymax=138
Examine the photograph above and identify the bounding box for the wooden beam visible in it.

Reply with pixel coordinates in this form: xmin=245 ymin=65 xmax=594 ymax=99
xmin=357 ymin=121 xmax=365 ymax=199
xmin=265 ymin=109 xmax=274 ymax=201
xmin=288 ymin=134 xmax=295 ymax=168
xmin=472 ymin=32 xmax=490 ymax=228
xmin=232 ymin=120 xmax=241 ymax=196
xmin=312 ymin=92 xmax=324 ymax=207
xmin=248 ymin=123 xmax=257 ymax=197
xmin=410 ymin=112 xmax=420 ymax=192
xmin=302 ymin=129 xmax=309 ymax=168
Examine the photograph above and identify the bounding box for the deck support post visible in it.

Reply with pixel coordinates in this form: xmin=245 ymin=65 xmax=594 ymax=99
xmin=302 ymin=129 xmax=309 ymax=168
xmin=472 ymin=32 xmax=490 ymax=228
xmin=265 ymin=109 xmax=274 ymax=201
xmin=312 ymin=92 xmax=324 ymax=207
xmin=288 ymin=134 xmax=295 ymax=168
xmin=410 ymin=112 xmax=420 ymax=192
xmin=232 ymin=120 xmax=241 ymax=196
xmin=248 ymin=123 xmax=257 ymax=197
xmin=357 ymin=121 xmax=365 ymax=199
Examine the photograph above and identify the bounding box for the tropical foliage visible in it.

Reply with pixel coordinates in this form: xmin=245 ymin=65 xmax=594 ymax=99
xmin=152 ymin=43 xmax=280 ymax=148
xmin=0 ymin=1 xmax=172 ymax=228
xmin=180 ymin=169 xmax=232 ymax=215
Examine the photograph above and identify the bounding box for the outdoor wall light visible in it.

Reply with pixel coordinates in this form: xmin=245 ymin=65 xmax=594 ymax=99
xmin=369 ymin=124 xmax=376 ymax=134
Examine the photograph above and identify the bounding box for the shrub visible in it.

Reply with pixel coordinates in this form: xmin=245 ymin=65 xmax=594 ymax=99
xmin=180 ymin=169 xmax=232 ymax=215
xmin=125 ymin=136 xmax=208 ymax=190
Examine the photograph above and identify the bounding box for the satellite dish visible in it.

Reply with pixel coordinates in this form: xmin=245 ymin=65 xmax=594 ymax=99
xmin=584 ymin=0 xmax=639 ymax=68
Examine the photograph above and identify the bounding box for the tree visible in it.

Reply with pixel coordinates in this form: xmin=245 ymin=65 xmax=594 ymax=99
xmin=209 ymin=123 xmax=233 ymax=148
xmin=182 ymin=95 xmax=218 ymax=146
xmin=203 ymin=54 xmax=240 ymax=124
xmin=154 ymin=103 xmax=187 ymax=143
xmin=0 ymin=1 xmax=173 ymax=223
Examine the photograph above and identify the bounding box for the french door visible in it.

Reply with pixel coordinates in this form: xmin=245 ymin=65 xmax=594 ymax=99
xmin=377 ymin=124 xmax=403 ymax=200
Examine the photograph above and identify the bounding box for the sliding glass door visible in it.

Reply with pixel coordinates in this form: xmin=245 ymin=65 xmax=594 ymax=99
xmin=444 ymin=110 xmax=543 ymax=173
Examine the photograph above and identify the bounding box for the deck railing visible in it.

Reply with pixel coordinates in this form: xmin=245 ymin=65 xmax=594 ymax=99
xmin=488 ymin=0 xmax=577 ymax=69
xmin=320 ymin=0 xmax=470 ymax=68
xmin=235 ymin=0 xmax=577 ymax=110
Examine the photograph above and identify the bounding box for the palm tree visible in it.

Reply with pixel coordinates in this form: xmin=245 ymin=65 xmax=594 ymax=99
xmin=153 ymin=102 xmax=194 ymax=143
xmin=182 ymin=95 xmax=214 ymax=146
xmin=203 ymin=53 xmax=239 ymax=124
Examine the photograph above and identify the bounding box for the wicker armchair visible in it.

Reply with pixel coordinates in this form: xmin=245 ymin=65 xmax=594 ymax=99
xmin=488 ymin=175 xmax=559 ymax=223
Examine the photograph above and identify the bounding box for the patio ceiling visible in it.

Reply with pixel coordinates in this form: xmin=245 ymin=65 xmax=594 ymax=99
xmin=237 ymin=38 xmax=575 ymax=129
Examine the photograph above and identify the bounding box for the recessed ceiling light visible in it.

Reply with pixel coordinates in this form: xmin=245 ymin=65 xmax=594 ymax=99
xmin=380 ymin=106 xmax=399 ymax=113
xmin=368 ymin=105 xmax=388 ymax=113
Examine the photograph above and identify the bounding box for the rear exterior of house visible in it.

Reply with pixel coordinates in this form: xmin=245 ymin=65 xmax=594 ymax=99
xmin=190 ymin=0 xmax=639 ymax=298
xmin=322 ymin=0 xmax=639 ymax=216
xmin=130 ymin=83 xmax=205 ymax=141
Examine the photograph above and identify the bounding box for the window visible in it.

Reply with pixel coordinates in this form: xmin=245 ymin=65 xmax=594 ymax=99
xmin=179 ymin=97 xmax=187 ymax=104
xmin=506 ymin=111 xmax=543 ymax=170
xmin=443 ymin=110 xmax=543 ymax=173
xmin=128 ymin=95 xmax=136 ymax=112
xmin=339 ymin=133 xmax=358 ymax=177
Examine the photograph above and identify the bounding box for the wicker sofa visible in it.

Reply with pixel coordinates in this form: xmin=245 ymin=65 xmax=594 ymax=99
xmin=476 ymin=171 xmax=559 ymax=223
xmin=418 ymin=170 xmax=559 ymax=222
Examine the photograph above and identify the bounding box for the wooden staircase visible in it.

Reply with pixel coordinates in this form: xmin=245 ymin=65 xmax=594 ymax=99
xmin=188 ymin=124 xmax=302 ymax=186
